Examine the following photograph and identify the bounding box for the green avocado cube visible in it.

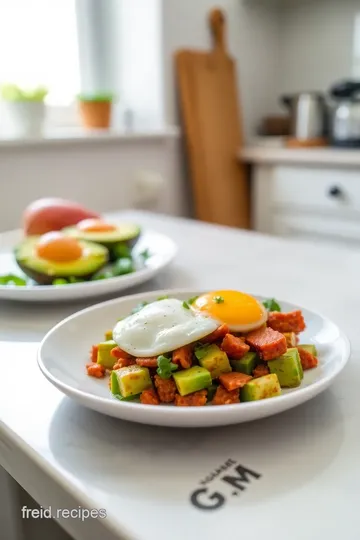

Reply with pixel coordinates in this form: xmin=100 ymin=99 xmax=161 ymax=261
xmin=104 ymin=329 xmax=113 ymax=341
xmin=241 ymin=374 xmax=281 ymax=402
xmin=230 ymin=352 xmax=259 ymax=375
xmin=197 ymin=344 xmax=232 ymax=380
xmin=173 ymin=366 xmax=212 ymax=396
xmin=111 ymin=365 xmax=152 ymax=398
xmin=298 ymin=344 xmax=318 ymax=356
xmin=97 ymin=340 xmax=117 ymax=369
xmin=268 ymin=348 xmax=302 ymax=388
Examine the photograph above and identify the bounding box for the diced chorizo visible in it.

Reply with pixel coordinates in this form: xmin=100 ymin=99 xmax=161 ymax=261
xmin=252 ymin=363 xmax=270 ymax=378
xmin=201 ymin=324 xmax=230 ymax=343
xmin=90 ymin=345 xmax=99 ymax=363
xmin=154 ymin=374 xmax=177 ymax=403
xmin=219 ymin=372 xmax=252 ymax=391
xmin=245 ymin=326 xmax=287 ymax=361
xmin=267 ymin=310 xmax=306 ymax=334
xmin=175 ymin=390 xmax=207 ymax=407
xmin=135 ymin=357 xmax=158 ymax=368
xmin=297 ymin=347 xmax=318 ymax=370
xmin=86 ymin=363 xmax=105 ymax=378
xmin=111 ymin=346 xmax=133 ymax=360
xmin=113 ymin=357 xmax=135 ymax=370
xmin=221 ymin=333 xmax=250 ymax=359
xmin=283 ymin=332 xmax=297 ymax=348
xmin=140 ymin=388 xmax=160 ymax=405
xmin=172 ymin=345 xmax=193 ymax=368
xmin=212 ymin=385 xmax=240 ymax=405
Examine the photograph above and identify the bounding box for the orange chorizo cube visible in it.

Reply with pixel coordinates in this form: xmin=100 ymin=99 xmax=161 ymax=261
xmin=221 ymin=334 xmax=250 ymax=359
xmin=219 ymin=372 xmax=252 ymax=391
xmin=154 ymin=374 xmax=177 ymax=403
xmin=172 ymin=345 xmax=193 ymax=369
xmin=297 ymin=347 xmax=318 ymax=370
xmin=202 ymin=324 xmax=229 ymax=344
xmin=212 ymin=385 xmax=240 ymax=405
xmin=140 ymin=388 xmax=160 ymax=405
xmin=267 ymin=310 xmax=306 ymax=334
xmin=245 ymin=326 xmax=287 ymax=361
xmin=175 ymin=390 xmax=207 ymax=407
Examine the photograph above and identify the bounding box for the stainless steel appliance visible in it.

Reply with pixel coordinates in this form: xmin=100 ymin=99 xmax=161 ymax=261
xmin=281 ymin=92 xmax=328 ymax=141
xmin=330 ymin=80 xmax=360 ymax=148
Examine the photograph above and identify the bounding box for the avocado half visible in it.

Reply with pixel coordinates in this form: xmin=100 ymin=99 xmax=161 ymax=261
xmin=63 ymin=222 xmax=141 ymax=261
xmin=15 ymin=237 xmax=109 ymax=285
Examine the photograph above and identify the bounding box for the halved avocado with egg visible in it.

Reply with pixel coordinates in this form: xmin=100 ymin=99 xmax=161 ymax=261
xmin=15 ymin=232 xmax=108 ymax=285
xmin=63 ymin=219 xmax=141 ymax=261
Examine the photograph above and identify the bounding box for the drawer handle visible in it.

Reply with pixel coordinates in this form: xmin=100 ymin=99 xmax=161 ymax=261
xmin=328 ymin=186 xmax=343 ymax=198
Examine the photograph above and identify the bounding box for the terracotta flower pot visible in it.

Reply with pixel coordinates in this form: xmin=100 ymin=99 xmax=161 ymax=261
xmin=78 ymin=100 xmax=112 ymax=129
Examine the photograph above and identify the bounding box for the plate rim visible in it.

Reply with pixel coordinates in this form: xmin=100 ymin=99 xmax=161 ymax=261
xmin=0 ymin=228 xmax=177 ymax=297
xmin=37 ymin=288 xmax=352 ymax=418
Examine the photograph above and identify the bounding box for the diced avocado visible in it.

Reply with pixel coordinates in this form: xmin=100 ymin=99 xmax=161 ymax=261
xmin=241 ymin=374 xmax=281 ymax=402
xmin=104 ymin=329 xmax=113 ymax=341
xmin=97 ymin=340 xmax=117 ymax=369
xmin=268 ymin=348 xmax=302 ymax=388
xmin=15 ymin=237 xmax=108 ymax=285
xmin=292 ymin=347 xmax=304 ymax=380
xmin=111 ymin=365 xmax=152 ymax=398
xmin=230 ymin=352 xmax=259 ymax=375
xmin=299 ymin=344 xmax=318 ymax=356
xmin=283 ymin=332 xmax=296 ymax=347
xmin=197 ymin=344 xmax=232 ymax=379
xmin=173 ymin=366 xmax=212 ymax=396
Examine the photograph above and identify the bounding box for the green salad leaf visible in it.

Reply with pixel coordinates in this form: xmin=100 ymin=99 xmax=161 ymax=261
xmin=52 ymin=278 xmax=68 ymax=285
xmin=0 ymin=274 xmax=27 ymax=286
xmin=112 ymin=243 xmax=131 ymax=259
xmin=263 ymin=298 xmax=281 ymax=312
xmin=156 ymin=355 xmax=178 ymax=379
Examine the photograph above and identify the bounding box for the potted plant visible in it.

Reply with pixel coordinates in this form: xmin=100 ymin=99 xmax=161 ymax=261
xmin=0 ymin=84 xmax=48 ymax=138
xmin=77 ymin=93 xmax=114 ymax=129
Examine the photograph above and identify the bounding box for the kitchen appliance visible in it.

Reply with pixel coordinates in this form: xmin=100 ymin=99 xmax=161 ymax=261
xmin=281 ymin=92 xmax=328 ymax=146
xmin=330 ymin=80 xmax=360 ymax=148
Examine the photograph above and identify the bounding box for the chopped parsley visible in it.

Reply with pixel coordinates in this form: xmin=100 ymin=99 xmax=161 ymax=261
xmin=156 ymin=355 xmax=178 ymax=379
xmin=131 ymin=301 xmax=149 ymax=314
xmin=188 ymin=296 xmax=199 ymax=305
xmin=213 ymin=295 xmax=224 ymax=304
xmin=182 ymin=301 xmax=190 ymax=310
xmin=157 ymin=295 xmax=169 ymax=301
xmin=194 ymin=343 xmax=211 ymax=361
xmin=114 ymin=393 xmax=141 ymax=402
xmin=263 ymin=298 xmax=281 ymax=312
xmin=140 ymin=248 xmax=151 ymax=260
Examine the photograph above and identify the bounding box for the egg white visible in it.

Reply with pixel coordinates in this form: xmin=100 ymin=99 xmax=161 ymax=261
xmin=112 ymin=298 xmax=220 ymax=358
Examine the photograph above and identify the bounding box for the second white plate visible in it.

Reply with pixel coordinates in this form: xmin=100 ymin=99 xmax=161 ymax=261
xmin=0 ymin=229 xmax=177 ymax=302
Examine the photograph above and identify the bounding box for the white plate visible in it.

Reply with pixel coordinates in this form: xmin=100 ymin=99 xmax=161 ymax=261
xmin=0 ymin=229 xmax=177 ymax=302
xmin=38 ymin=289 xmax=350 ymax=428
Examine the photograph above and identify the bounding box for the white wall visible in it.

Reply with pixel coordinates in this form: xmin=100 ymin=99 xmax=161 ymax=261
xmin=279 ymin=0 xmax=359 ymax=97
xmin=162 ymin=0 xmax=281 ymax=139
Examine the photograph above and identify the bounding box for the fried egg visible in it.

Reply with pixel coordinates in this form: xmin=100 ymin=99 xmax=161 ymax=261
xmin=191 ymin=290 xmax=267 ymax=333
xmin=112 ymin=298 xmax=220 ymax=357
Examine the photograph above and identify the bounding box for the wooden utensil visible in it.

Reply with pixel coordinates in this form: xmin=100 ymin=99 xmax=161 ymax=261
xmin=175 ymin=8 xmax=250 ymax=229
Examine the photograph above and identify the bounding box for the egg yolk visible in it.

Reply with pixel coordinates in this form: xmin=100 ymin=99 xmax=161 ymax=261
xmin=192 ymin=290 xmax=265 ymax=327
xmin=36 ymin=232 xmax=83 ymax=263
xmin=77 ymin=219 xmax=116 ymax=233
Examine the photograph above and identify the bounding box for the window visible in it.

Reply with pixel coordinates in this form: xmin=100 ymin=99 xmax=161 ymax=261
xmin=0 ymin=0 xmax=80 ymax=106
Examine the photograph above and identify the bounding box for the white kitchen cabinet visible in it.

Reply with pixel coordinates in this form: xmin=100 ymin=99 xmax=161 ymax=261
xmin=242 ymin=147 xmax=360 ymax=249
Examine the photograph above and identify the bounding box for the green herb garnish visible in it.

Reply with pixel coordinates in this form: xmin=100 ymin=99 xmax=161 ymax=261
xmin=114 ymin=393 xmax=141 ymax=402
xmin=131 ymin=301 xmax=149 ymax=314
xmin=263 ymin=298 xmax=281 ymax=312
xmin=68 ymin=276 xmax=85 ymax=283
xmin=157 ymin=295 xmax=169 ymax=301
xmin=213 ymin=296 xmax=224 ymax=304
xmin=140 ymin=248 xmax=151 ymax=260
xmin=91 ymin=270 xmax=114 ymax=281
xmin=194 ymin=343 xmax=211 ymax=361
xmin=0 ymin=274 xmax=27 ymax=286
xmin=188 ymin=296 xmax=199 ymax=305
xmin=182 ymin=301 xmax=190 ymax=310
xmin=156 ymin=355 xmax=178 ymax=379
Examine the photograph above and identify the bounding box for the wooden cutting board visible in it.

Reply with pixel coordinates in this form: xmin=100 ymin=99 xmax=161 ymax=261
xmin=175 ymin=8 xmax=250 ymax=229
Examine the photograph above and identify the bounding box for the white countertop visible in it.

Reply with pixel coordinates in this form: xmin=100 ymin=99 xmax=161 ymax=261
xmin=240 ymin=144 xmax=360 ymax=167
xmin=1 ymin=211 xmax=360 ymax=540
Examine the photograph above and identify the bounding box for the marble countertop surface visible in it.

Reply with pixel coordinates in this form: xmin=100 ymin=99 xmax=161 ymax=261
xmin=0 ymin=210 xmax=359 ymax=540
